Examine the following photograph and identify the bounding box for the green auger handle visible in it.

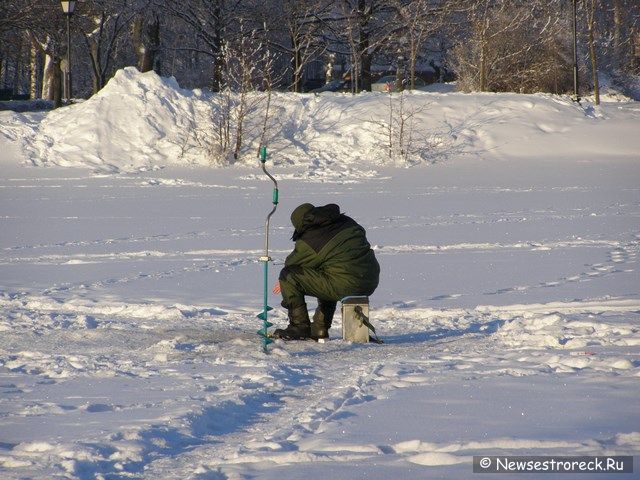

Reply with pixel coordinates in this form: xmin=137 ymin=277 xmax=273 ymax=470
xmin=258 ymin=144 xmax=279 ymax=353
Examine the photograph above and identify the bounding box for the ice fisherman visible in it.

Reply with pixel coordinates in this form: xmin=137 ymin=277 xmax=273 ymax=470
xmin=272 ymin=203 xmax=380 ymax=340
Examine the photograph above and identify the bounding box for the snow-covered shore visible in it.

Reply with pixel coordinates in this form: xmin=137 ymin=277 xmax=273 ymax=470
xmin=2 ymin=67 xmax=639 ymax=176
xmin=0 ymin=69 xmax=639 ymax=479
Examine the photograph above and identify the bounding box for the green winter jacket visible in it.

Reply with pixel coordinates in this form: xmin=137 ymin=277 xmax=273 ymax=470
xmin=282 ymin=203 xmax=380 ymax=296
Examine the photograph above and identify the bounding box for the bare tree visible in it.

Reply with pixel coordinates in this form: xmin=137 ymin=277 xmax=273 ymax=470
xmin=1 ymin=0 xmax=638 ymax=101
xmin=26 ymin=4 xmax=69 ymax=106
xmin=206 ymin=22 xmax=281 ymax=164
xmin=263 ymin=0 xmax=330 ymax=92
xmin=1 ymin=1 xmax=61 ymax=101
xmin=596 ymin=0 xmax=639 ymax=97
xmin=380 ymin=90 xmax=427 ymax=164
xmin=158 ymin=0 xmax=240 ymax=91
xmin=79 ymin=0 xmax=137 ymax=94
xmin=387 ymin=0 xmax=449 ymax=90
xmin=602 ymin=0 xmax=639 ymax=74
xmin=0 ymin=1 xmax=40 ymax=35
xmin=450 ymin=0 xmax=574 ymax=94
xmin=0 ymin=30 xmax=27 ymax=95
xmin=333 ymin=0 xmax=392 ymax=92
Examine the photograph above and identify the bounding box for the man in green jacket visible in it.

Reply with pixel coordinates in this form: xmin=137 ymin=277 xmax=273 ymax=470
xmin=272 ymin=203 xmax=380 ymax=340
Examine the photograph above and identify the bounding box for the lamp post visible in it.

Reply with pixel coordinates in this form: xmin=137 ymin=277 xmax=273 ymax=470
xmin=571 ymin=0 xmax=580 ymax=102
xmin=60 ymin=1 xmax=77 ymax=103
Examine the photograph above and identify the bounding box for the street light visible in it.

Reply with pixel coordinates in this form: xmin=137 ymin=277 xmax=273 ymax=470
xmin=60 ymin=1 xmax=77 ymax=103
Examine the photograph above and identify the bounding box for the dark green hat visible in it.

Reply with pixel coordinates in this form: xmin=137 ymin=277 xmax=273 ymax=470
xmin=290 ymin=203 xmax=314 ymax=230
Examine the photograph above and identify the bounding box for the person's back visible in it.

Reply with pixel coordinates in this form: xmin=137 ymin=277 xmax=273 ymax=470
xmin=273 ymin=203 xmax=379 ymax=340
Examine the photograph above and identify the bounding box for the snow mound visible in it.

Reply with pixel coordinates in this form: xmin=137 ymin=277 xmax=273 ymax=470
xmin=29 ymin=67 xmax=211 ymax=173
xmin=7 ymin=67 xmax=640 ymax=175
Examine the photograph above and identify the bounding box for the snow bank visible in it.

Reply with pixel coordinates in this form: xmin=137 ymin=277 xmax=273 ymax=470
xmin=4 ymin=67 xmax=639 ymax=174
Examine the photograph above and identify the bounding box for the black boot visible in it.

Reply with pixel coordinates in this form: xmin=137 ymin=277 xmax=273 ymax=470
xmin=310 ymin=300 xmax=337 ymax=340
xmin=272 ymin=305 xmax=311 ymax=340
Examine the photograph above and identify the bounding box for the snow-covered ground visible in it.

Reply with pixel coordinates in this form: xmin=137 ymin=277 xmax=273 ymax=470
xmin=0 ymin=69 xmax=639 ymax=479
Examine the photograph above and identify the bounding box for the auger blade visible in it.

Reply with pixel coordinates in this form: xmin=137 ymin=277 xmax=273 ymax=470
xmin=256 ymin=312 xmax=271 ymax=321
xmin=257 ymin=328 xmax=271 ymax=337
xmin=256 ymin=306 xmax=273 ymax=320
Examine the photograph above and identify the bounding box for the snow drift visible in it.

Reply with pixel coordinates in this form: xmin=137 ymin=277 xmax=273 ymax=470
xmin=5 ymin=67 xmax=639 ymax=174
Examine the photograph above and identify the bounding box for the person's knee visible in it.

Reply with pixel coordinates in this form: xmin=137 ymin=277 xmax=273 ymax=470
xmin=279 ymin=266 xmax=306 ymax=309
xmin=279 ymin=264 xmax=304 ymax=282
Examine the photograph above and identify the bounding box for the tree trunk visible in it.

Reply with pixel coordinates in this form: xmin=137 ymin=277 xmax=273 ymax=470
xmin=479 ymin=40 xmax=488 ymax=91
xmin=395 ymin=61 xmax=404 ymax=92
xmin=478 ymin=13 xmax=489 ymax=92
xmin=42 ymin=54 xmax=54 ymax=99
xmin=587 ymin=0 xmax=600 ymax=105
xmin=291 ymin=34 xmax=302 ymax=93
xmin=40 ymin=56 xmax=62 ymax=105
xmin=358 ymin=23 xmax=371 ymax=89
xmin=409 ymin=40 xmax=417 ymax=90
xmin=212 ymin=37 xmax=223 ymax=91
xmin=211 ymin=1 xmax=223 ymax=91
xmin=360 ymin=47 xmax=371 ymax=92
xmin=89 ymin=40 xmax=104 ymax=94
xmin=29 ymin=43 xmax=42 ymax=100
xmin=52 ymin=59 xmax=62 ymax=108
xmin=632 ymin=26 xmax=639 ymax=72
xmin=132 ymin=17 xmax=145 ymax=71
xmin=351 ymin=54 xmax=359 ymax=93
xmin=146 ymin=15 xmax=160 ymax=73
xmin=12 ymin=38 xmax=24 ymax=95
xmin=133 ymin=13 xmax=160 ymax=74
xmin=356 ymin=0 xmax=371 ymax=92
xmin=612 ymin=0 xmax=623 ymax=70
xmin=233 ymin=91 xmax=245 ymax=162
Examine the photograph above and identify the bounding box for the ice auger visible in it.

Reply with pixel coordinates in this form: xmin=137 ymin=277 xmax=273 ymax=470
xmin=257 ymin=146 xmax=278 ymax=352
